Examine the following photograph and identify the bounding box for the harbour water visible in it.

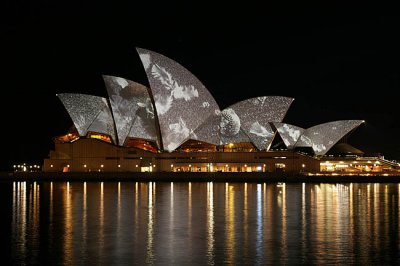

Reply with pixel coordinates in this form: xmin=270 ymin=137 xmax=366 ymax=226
xmin=1 ymin=181 xmax=399 ymax=265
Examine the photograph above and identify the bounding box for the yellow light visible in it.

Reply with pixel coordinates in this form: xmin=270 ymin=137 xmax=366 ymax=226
xmin=67 ymin=165 xmax=70 ymax=168
xmin=50 ymin=165 xmax=53 ymax=168
xmin=302 ymin=164 xmax=305 ymax=168
xmin=84 ymin=164 xmax=87 ymax=168
xmin=118 ymin=164 xmax=121 ymax=168
xmin=171 ymin=164 xmax=174 ymax=168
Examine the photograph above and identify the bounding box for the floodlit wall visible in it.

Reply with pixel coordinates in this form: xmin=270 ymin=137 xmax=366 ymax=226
xmin=43 ymin=138 xmax=155 ymax=172
xmin=44 ymin=138 xmax=320 ymax=173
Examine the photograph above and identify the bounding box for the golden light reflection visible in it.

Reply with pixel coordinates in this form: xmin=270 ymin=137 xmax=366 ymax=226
xmin=99 ymin=182 xmax=104 ymax=255
xmin=206 ymin=182 xmax=215 ymax=264
xmin=169 ymin=182 xmax=174 ymax=257
xmin=188 ymin=182 xmax=192 ymax=240
xmin=118 ymin=182 xmax=121 ymax=230
xmin=349 ymin=183 xmax=353 ymax=231
xmin=301 ymin=183 xmax=306 ymax=245
xmin=374 ymin=183 xmax=379 ymax=252
xmin=264 ymin=183 xmax=274 ymax=259
xmin=29 ymin=182 xmax=40 ymax=252
xmin=384 ymin=185 xmax=389 ymax=240
xmin=256 ymin=184 xmax=262 ymax=260
xmin=243 ymin=182 xmax=248 ymax=257
xmin=280 ymin=183 xmax=287 ymax=259
xmin=331 ymin=184 xmax=339 ymax=253
xmin=12 ymin=182 xmax=27 ymax=258
xmin=50 ymin=182 xmax=53 ymax=226
xmin=134 ymin=182 xmax=139 ymax=254
xmin=170 ymin=182 xmax=174 ymax=221
xmin=82 ymin=182 xmax=87 ymax=255
xmin=146 ymin=182 xmax=154 ymax=264
xmin=311 ymin=184 xmax=323 ymax=265
xmin=225 ymin=184 xmax=235 ymax=264
xmin=263 ymin=183 xmax=267 ymax=227
xmin=115 ymin=181 xmax=125 ymax=253
xmin=64 ymin=182 xmax=73 ymax=265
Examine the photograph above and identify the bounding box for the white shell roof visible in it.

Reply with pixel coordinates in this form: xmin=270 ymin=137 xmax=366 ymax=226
xmin=58 ymin=93 xmax=116 ymax=143
xmin=294 ymin=120 xmax=364 ymax=156
xmin=273 ymin=122 xmax=305 ymax=149
xmin=137 ymin=48 xmax=220 ymax=152
xmin=227 ymin=97 xmax=294 ymax=150
xmin=103 ymin=75 xmax=158 ymax=147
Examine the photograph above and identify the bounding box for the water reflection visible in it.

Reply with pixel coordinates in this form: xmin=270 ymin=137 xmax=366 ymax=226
xmin=12 ymin=182 xmax=27 ymax=263
xmin=206 ymin=182 xmax=214 ymax=265
xmin=146 ymin=182 xmax=154 ymax=264
xmin=225 ymin=183 xmax=235 ymax=264
xmin=7 ymin=182 xmax=400 ymax=265
xmin=255 ymin=183 xmax=262 ymax=263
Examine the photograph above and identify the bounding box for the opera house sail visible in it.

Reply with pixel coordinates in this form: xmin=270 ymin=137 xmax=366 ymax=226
xmin=227 ymin=97 xmax=294 ymax=150
xmin=136 ymin=48 xmax=220 ymax=152
xmin=103 ymin=75 xmax=159 ymax=147
xmin=294 ymin=120 xmax=365 ymax=156
xmin=57 ymin=93 xmax=117 ymax=144
xmin=273 ymin=122 xmax=305 ymax=149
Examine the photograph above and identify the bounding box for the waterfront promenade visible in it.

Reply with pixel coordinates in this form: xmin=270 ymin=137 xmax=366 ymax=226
xmin=1 ymin=171 xmax=400 ymax=183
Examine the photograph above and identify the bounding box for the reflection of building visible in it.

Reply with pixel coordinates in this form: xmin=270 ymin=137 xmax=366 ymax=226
xmin=43 ymin=48 xmax=399 ymax=174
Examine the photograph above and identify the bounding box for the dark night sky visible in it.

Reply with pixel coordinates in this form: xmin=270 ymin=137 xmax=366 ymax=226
xmin=1 ymin=1 xmax=400 ymax=169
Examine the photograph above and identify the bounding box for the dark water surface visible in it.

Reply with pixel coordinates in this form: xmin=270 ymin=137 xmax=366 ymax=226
xmin=1 ymin=181 xmax=400 ymax=265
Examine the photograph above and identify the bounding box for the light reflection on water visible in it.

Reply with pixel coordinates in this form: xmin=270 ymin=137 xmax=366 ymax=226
xmin=5 ymin=182 xmax=400 ymax=265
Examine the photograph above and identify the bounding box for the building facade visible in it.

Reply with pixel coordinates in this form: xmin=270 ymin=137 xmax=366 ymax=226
xmin=43 ymin=48 xmax=399 ymax=175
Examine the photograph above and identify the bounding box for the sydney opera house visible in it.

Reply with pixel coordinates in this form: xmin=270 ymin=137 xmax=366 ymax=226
xmin=43 ymin=48 xmax=399 ymax=174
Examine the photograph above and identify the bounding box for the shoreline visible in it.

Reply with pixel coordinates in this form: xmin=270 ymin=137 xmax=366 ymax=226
xmin=1 ymin=171 xmax=400 ymax=183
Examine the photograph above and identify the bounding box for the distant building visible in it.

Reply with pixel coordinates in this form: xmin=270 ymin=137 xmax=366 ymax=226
xmin=43 ymin=48 xmax=399 ymax=175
